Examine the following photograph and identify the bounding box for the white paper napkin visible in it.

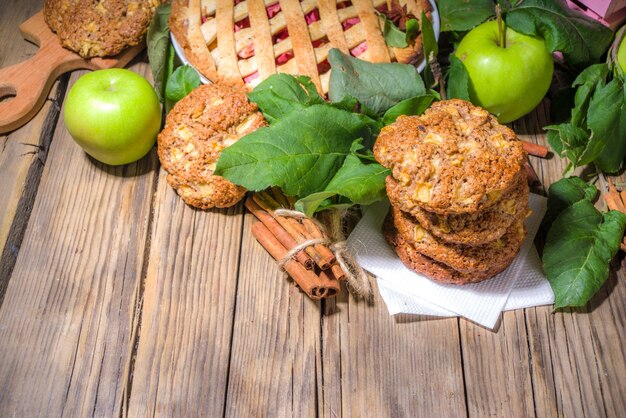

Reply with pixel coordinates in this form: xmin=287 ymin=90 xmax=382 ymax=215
xmin=347 ymin=194 xmax=553 ymax=329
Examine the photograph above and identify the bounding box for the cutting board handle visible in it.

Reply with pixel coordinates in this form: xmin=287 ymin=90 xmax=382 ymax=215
xmin=0 ymin=11 xmax=143 ymax=134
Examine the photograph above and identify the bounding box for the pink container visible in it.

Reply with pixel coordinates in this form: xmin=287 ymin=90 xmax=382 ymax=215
xmin=566 ymin=0 xmax=626 ymax=28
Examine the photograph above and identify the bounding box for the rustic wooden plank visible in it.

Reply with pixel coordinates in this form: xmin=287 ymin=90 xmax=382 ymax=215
xmin=0 ymin=0 xmax=62 ymax=303
xmin=127 ymin=176 xmax=244 ymax=417
xmin=321 ymin=283 xmax=467 ymax=417
xmin=224 ymin=212 xmax=321 ymax=417
xmin=460 ymin=310 xmax=536 ymax=417
xmin=0 ymin=64 xmax=158 ymax=417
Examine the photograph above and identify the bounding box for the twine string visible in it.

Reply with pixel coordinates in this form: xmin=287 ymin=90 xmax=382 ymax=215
xmin=274 ymin=209 xmax=373 ymax=300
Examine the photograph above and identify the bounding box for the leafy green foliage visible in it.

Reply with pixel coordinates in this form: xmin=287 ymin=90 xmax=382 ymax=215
xmin=165 ymin=65 xmax=201 ymax=103
xmin=439 ymin=0 xmax=495 ymax=32
xmin=215 ymin=104 xmax=379 ymax=197
xmin=421 ymin=10 xmax=438 ymax=87
xmin=446 ymin=54 xmax=470 ymax=100
xmin=545 ymin=63 xmax=626 ymax=174
xmin=382 ymin=15 xmax=409 ymax=48
xmin=541 ymin=177 xmax=596 ymax=231
xmin=543 ymin=196 xmax=626 ymax=309
xmin=247 ymin=74 xmax=325 ymax=123
xmin=506 ymin=0 xmax=613 ymax=69
xmin=146 ymin=4 xmax=172 ymax=102
xmin=328 ymin=49 xmax=426 ymax=116
xmin=382 ymin=94 xmax=436 ymax=125
xmin=295 ymin=154 xmax=390 ymax=217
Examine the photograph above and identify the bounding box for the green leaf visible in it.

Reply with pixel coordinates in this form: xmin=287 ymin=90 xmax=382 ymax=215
xmin=405 ymin=18 xmax=420 ymax=45
xmin=506 ymin=0 xmax=614 ymax=68
xmin=328 ymin=48 xmax=426 ymax=116
xmin=588 ymin=78 xmax=626 ymax=173
xmin=295 ymin=155 xmax=390 ymax=217
xmin=381 ymin=94 xmax=435 ymax=125
xmin=382 ymin=16 xmax=408 ymax=48
xmin=438 ymin=0 xmax=495 ymax=32
xmin=215 ymin=104 xmax=380 ymax=197
xmin=421 ymin=10 xmax=438 ymax=87
xmin=543 ymin=200 xmax=626 ymax=308
xmin=147 ymin=4 xmax=172 ymax=102
xmin=571 ymin=63 xmax=609 ymax=127
xmin=446 ymin=54 xmax=470 ymax=100
xmin=165 ymin=65 xmax=201 ymax=103
xmin=541 ymin=176 xmax=596 ymax=230
xmin=544 ymin=123 xmax=591 ymax=167
xmin=247 ymin=74 xmax=325 ymax=124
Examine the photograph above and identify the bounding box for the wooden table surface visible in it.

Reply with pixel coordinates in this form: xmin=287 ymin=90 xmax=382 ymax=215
xmin=1 ymin=1 xmax=625 ymax=416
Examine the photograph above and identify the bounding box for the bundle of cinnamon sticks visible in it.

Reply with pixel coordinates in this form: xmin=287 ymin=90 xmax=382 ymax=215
xmin=247 ymin=188 xmax=345 ymax=300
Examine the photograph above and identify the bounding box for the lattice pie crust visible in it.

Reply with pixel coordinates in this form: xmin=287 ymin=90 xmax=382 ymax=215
xmin=170 ymin=0 xmax=432 ymax=93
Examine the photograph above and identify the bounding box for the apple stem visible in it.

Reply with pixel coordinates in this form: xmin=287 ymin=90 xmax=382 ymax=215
xmin=496 ymin=4 xmax=505 ymax=48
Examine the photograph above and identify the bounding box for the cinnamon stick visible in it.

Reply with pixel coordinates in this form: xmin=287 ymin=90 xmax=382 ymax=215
xmin=245 ymin=198 xmax=315 ymax=269
xmin=253 ymin=192 xmax=335 ymax=270
xmin=302 ymin=218 xmax=336 ymax=269
xmin=331 ymin=263 xmax=346 ymax=281
xmin=252 ymin=222 xmax=340 ymax=299
xmin=521 ymin=140 xmax=549 ymax=158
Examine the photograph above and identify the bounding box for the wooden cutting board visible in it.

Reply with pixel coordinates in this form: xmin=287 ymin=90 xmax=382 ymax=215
xmin=0 ymin=11 xmax=144 ymax=134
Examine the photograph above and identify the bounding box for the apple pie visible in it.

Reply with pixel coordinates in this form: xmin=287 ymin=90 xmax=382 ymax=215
xmin=170 ymin=0 xmax=432 ymax=93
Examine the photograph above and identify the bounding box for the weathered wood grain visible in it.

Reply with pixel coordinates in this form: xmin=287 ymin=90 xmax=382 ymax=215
xmin=127 ymin=175 xmax=244 ymax=417
xmin=224 ymin=213 xmax=321 ymax=417
xmin=0 ymin=65 xmax=158 ymax=417
xmin=321 ymin=284 xmax=467 ymax=417
xmin=0 ymin=0 xmax=61 ymax=303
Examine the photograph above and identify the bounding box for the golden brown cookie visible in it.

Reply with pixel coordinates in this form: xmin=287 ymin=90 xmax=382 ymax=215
xmin=389 ymin=205 xmax=526 ymax=275
xmin=157 ymin=83 xmax=266 ymax=209
xmin=383 ymin=215 xmax=505 ymax=284
xmin=374 ymin=99 xmax=526 ymax=215
xmin=44 ymin=0 xmax=162 ymax=58
xmin=386 ymin=171 xmax=529 ymax=245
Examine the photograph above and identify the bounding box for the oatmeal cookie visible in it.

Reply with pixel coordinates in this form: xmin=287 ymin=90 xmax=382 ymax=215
xmin=157 ymin=83 xmax=266 ymax=209
xmin=384 ymin=215 xmax=507 ymax=284
xmin=386 ymin=171 xmax=529 ymax=245
xmin=374 ymin=99 xmax=526 ymax=215
xmin=389 ymin=205 xmax=526 ymax=275
xmin=44 ymin=0 xmax=162 ymax=58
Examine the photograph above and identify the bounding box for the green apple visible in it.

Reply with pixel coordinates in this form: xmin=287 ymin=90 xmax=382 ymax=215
xmin=455 ymin=20 xmax=553 ymax=123
xmin=617 ymin=33 xmax=626 ymax=73
xmin=64 ymin=68 xmax=162 ymax=165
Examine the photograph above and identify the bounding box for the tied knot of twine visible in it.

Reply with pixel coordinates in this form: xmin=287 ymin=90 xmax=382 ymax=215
xmin=274 ymin=209 xmax=373 ymax=300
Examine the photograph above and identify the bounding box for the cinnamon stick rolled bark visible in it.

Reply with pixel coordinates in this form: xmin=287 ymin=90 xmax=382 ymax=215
xmin=521 ymin=140 xmax=549 ymax=158
xmin=525 ymin=159 xmax=540 ymax=185
xmin=252 ymin=222 xmax=340 ymax=299
xmin=245 ymin=198 xmax=315 ymax=269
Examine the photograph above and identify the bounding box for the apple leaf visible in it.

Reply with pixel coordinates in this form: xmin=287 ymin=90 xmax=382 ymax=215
xmin=541 ymin=176 xmax=596 ymax=231
xmin=421 ymin=10 xmax=438 ymax=87
xmin=146 ymin=4 xmax=172 ymax=102
xmin=544 ymin=123 xmax=591 ymax=168
xmin=543 ymin=199 xmax=626 ymax=308
xmin=587 ymin=78 xmax=626 ymax=173
xmin=215 ymin=104 xmax=380 ymax=197
xmin=571 ymin=64 xmax=609 ymax=127
xmin=438 ymin=0 xmax=495 ymax=32
xmin=165 ymin=65 xmax=201 ymax=103
xmin=506 ymin=0 xmax=613 ymax=68
xmin=382 ymin=94 xmax=436 ymax=125
xmin=247 ymin=74 xmax=325 ymax=124
xmin=328 ymin=49 xmax=427 ymax=116
xmin=382 ymin=15 xmax=409 ymax=48
xmin=294 ymin=154 xmax=390 ymax=217
xmin=446 ymin=54 xmax=470 ymax=101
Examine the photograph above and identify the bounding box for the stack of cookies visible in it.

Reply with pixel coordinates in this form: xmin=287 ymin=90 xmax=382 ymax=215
xmin=373 ymin=99 xmax=529 ymax=284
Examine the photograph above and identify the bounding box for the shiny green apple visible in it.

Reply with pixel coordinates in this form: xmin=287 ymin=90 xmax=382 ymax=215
xmin=617 ymin=33 xmax=626 ymax=73
xmin=455 ymin=20 xmax=554 ymax=123
xmin=64 ymin=69 xmax=162 ymax=165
